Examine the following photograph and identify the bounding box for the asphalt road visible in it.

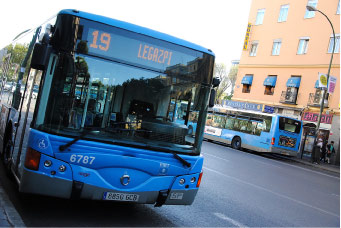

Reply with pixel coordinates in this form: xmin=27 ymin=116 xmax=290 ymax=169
xmin=0 ymin=141 xmax=339 ymax=227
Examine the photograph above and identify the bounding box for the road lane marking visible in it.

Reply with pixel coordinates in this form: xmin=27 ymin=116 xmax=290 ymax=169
xmin=269 ymin=159 xmax=340 ymax=180
xmin=202 ymin=153 xmax=230 ymax=162
xmin=204 ymin=167 xmax=340 ymax=218
xmin=213 ymin=212 xmax=247 ymax=227
xmin=204 ymin=150 xmax=339 ymax=180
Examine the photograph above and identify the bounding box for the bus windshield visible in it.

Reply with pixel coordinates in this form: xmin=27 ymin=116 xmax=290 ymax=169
xmin=33 ymin=54 xmax=211 ymax=155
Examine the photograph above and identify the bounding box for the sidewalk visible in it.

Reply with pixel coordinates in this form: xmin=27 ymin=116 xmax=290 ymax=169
xmin=0 ymin=182 xmax=25 ymax=227
xmin=291 ymin=155 xmax=340 ymax=174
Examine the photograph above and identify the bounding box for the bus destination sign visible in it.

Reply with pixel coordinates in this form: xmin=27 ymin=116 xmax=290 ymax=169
xmin=84 ymin=27 xmax=195 ymax=72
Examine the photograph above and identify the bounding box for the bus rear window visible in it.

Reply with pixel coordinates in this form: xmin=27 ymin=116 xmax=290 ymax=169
xmin=279 ymin=117 xmax=301 ymax=134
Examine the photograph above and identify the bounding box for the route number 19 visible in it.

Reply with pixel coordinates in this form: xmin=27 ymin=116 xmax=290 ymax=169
xmin=90 ymin=30 xmax=111 ymax=51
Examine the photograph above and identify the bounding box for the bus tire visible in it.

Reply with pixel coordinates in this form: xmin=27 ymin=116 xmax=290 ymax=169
xmin=3 ymin=140 xmax=13 ymax=168
xmin=231 ymin=137 xmax=241 ymax=150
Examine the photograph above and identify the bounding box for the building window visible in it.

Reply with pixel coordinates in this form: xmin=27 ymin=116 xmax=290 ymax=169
xmin=250 ymin=42 xmax=258 ymax=56
xmin=297 ymin=38 xmax=309 ymax=54
xmin=278 ymin=4 xmax=289 ymax=22
xmin=264 ymin=76 xmax=277 ymax=95
xmin=241 ymin=75 xmax=253 ymax=93
xmin=328 ymin=34 xmax=340 ymax=53
xmin=305 ymin=0 xmax=318 ymax=18
xmin=282 ymin=76 xmax=301 ymax=104
xmin=242 ymin=84 xmax=251 ymax=93
xmin=264 ymin=86 xmax=274 ymax=95
xmin=272 ymin=40 xmax=282 ymax=55
xmin=337 ymin=0 xmax=340 ymax=14
xmin=255 ymin=9 xmax=265 ymax=25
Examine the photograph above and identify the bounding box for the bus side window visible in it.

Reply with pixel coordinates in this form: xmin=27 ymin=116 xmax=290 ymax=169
xmin=246 ymin=121 xmax=253 ymax=133
xmin=225 ymin=116 xmax=234 ymax=130
xmin=263 ymin=118 xmax=272 ymax=132
xmin=251 ymin=121 xmax=261 ymax=136
xmin=212 ymin=115 xmax=225 ymax=128
xmin=206 ymin=114 xmax=213 ymax=126
xmin=239 ymin=119 xmax=249 ymax=133
xmin=189 ymin=112 xmax=198 ymax=123
xmin=233 ymin=119 xmax=240 ymax=131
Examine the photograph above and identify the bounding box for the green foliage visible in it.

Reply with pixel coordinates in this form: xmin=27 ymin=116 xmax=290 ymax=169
xmin=213 ymin=63 xmax=238 ymax=103
xmin=2 ymin=43 xmax=29 ymax=82
xmin=6 ymin=43 xmax=29 ymax=65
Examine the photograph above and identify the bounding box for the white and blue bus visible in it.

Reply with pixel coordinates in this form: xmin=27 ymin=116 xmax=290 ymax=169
xmin=0 ymin=9 xmax=218 ymax=206
xmin=198 ymin=107 xmax=302 ymax=156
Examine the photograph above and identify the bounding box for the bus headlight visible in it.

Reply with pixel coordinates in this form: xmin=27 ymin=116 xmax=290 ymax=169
xmin=44 ymin=160 xmax=52 ymax=167
xmin=179 ymin=178 xmax=185 ymax=185
xmin=59 ymin=165 xmax=66 ymax=172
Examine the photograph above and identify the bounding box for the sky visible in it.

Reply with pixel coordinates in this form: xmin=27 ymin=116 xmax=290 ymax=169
xmin=0 ymin=0 xmax=252 ymax=67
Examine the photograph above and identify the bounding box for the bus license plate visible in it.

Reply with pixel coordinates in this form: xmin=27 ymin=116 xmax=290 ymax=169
xmin=103 ymin=192 xmax=139 ymax=202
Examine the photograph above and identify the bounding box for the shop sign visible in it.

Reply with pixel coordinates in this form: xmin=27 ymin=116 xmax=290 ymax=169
xmin=223 ymin=100 xmax=262 ymax=112
xmin=318 ymin=72 xmax=328 ymax=88
xmin=328 ymin=75 xmax=337 ymax=94
xmin=302 ymin=112 xmax=333 ymax=124
xmin=243 ymin=23 xmax=252 ymax=51
xmin=263 ymin=105 xmax=274 ymax=114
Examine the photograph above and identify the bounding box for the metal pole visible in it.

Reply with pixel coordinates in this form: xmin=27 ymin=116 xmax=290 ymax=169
xmin=306 ymin=6 xmax=335 ymax=163
xmin=314 ymin=9 xmax=336 ymax=132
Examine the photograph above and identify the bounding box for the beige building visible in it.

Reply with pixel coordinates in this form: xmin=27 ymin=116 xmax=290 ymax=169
xmin=231 ymin=0 xmax=340 ymax=161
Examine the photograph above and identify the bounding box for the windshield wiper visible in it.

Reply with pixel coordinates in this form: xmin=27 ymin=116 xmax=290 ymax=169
xmin=59 ymin=128 xmax=100 ymax=151
xmin=172 ymin=152 xmax=191 ymax=168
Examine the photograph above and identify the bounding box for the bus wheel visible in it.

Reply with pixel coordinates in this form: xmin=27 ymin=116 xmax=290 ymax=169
xmin=231 ymin=137 xmax=241 ymax=150
xmin=2 ymin=140 xmax=13 ymax=172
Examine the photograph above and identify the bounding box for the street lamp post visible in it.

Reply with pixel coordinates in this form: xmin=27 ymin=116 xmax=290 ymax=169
xmin=306 ymin=5 xmax=336 ymax=163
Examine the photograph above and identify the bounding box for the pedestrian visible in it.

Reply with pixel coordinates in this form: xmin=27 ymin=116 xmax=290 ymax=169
xmin=315 ymin=138 xmax=323 ymax=164
xmin=326 ymin=141 xmax=335 ymax=164
xmin=320 ymin=140 xmax=327 ymax=163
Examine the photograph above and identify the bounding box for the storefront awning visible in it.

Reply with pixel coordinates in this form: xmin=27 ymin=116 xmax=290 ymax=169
xmin=286 ymin=77 xmax=301 ymax=87
xmin=263 ymin=76 xmax=277 ymax=86
xmin=241 ymin=75 xmax=253 ymax=85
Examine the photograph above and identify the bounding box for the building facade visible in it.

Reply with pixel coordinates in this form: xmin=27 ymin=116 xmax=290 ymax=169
xmin=232 ymin=0 xmax=340 ymax=163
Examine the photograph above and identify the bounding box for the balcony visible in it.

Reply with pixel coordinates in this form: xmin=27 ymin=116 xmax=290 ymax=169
xmin=279 ymin=90 xmax=298 ymax=105
xmin=307 ymin=93 xmax=329 ymax=108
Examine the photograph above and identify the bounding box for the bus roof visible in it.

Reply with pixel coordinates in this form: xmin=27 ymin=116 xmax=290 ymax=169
xmin=58 ymin=9 xmax=215 ymax=56
xmin=211 ymin=106 xmax=301 ymax=121
xmin=211 ymin=106 xmax=275 ymax=117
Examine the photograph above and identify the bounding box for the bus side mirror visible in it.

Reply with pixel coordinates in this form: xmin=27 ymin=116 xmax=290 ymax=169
xmin=30 ymin=42 xmax=52 ymax=70
xmin=209 ymin=89 xmax=216 ymax=108
xmin=212 ymin=77 xmax=220 ymax=88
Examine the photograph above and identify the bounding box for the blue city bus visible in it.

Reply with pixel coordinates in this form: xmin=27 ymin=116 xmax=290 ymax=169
xmin=0 ymin=9 xmax=217 ymax=206
xmin=201 ymin=107 xmax=302 ymax=156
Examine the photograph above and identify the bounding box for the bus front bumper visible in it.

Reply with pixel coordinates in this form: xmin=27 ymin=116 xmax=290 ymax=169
xmin=19 ymin=168 xmax=198 ymax=206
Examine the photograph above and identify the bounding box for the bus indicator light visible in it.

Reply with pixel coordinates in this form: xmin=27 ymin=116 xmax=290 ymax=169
xmin=196 ymin=172 xmax=203 ymax=187
xmin=271 ymin=137 xmax=275 ymax=145
xmin=24 ymin=148 xmax=41 ymax=171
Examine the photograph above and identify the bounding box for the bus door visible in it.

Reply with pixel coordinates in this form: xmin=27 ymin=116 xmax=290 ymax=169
xmin=0 ymin=54 xmax=13 ymax=151
xmin=10 ymin=68 xmax=42 ymax=177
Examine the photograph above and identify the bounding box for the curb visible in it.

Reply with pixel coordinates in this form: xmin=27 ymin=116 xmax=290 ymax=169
xmin=0 ymin=185 xmax=25 ymax=227
xmin=291 ymin=158 xmax=340 ymax=174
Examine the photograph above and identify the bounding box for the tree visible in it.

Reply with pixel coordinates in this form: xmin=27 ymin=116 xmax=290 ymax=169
xmin=5 ymin=43 xmax=28 ymax=65
xmin=213 ymin=63 xmax=238 ymax=103
xmin=3 ymin=43 xmax=29 ymax=81
xmin=227 ymin=64 xmax=238 ymax=95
